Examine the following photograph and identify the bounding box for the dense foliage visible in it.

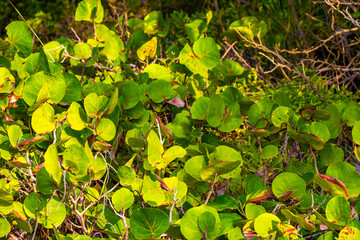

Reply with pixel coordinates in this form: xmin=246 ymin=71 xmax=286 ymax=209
xmin=1 ymin=0 xmax=360 ymax=239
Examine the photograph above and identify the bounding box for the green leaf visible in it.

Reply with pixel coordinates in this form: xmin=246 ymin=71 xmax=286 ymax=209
xmin=352 ymin=120 xmax=360 ymax=145
xmin=260 ymin=145 xmax=278 ymax=159
xmin=143 ymin=64 xmax=171 ymax=81
xmin=206 ymin=95 xmax=225 ymax=127
xmin=91 ymin=157 xmax=106 ymax=180
xmin=287 ymin=129 xmax=326 ymax=151
xmin=229 ymin=16 xmax=267 ymax=39
xmin=83 ymin=187 xmax=99 ymax=202
xmin=245 ymin=203 xmax=266 ymax=220
xmin=23 ymin=193 xmax=47 ymax=218
xmin=314 ymin=173 xmax=349 ymax=198
xmin=117 ymin=166 xmax=136 ymax=186
xmin=218 ymin=103 xmax=242 ymax=132
xmin=201 ymin=161 xmax=241 ymax=181
xmin=325 ymin=196 xmax=350 ymax=226
xmin=0 ymin=67 xmax=15 ymax=94
xmin=212 ymin=59 xmax=244 ymax=82
xmin=314 ymin=209 xmax=344 ymax=231
xmin=179 ymin=37 xmax=220 ymax=78
xmin=31 ymin=103 xmax=55 ymax=134
xmin=180 ymin=205 xmax=221 ymax=240
xmin=62 ymin=73 xmax=82 ymax=103
xmin=8 ymin=125 xmax=23 ymax=147
xmin=185 ymin=19 xmax=207 ymax=42
xmin=119 ymin=81 xmax=140 ymax=110
xmin=137 ymin=37 xmax=157 ymax=61
xmin=300 ymin=122 xmax=330 ymax=143
xmin=142 ymin=174 xmax=165 ymax=206
xmin=300 ymin=107 xmax=331 ymax=121
xmin=0 ymin=218 xmax=11 ymax=238
xmin=272 ymin=172 xmax=306 ymax=200
xmin=147 ymin=79 xmax=175 ymax=103
xmin=198 ymin=212 xmax=216 ymax=233
xmin=44 ymin=144 xmax=62 ymax=185
xmin=191 ymin=97 xmax=210 ymax=120
xmin=147 ymin=130 xmax=164 ymax=167
xmin=156 ymin=145 xmax=187 ymax=169
xmin=112 ymin=188 xmax=134 ymax=211
xmin=96 ymin=118 xmax=116 ymax=141
xmin=74 ymin=42 xmax=92 ymax=60
xmin=75 ymin=0 xmax=104 ymax=23
xmin=6 ymin=21 xmax=33 ymax=58
xmin=130 ymin=208 xmax=169 ymax=239
xmin=342 ymin=106 xmax=360 ymax=126
xmin=67 ymin=102 xmax=87 ymax=131
xmin=208 ymin=195 xmax=239 ymax=211
xmin=280 ymin=209 xmax=315 ymax=231
xmin=248 ymin=99 xmax=276 ymax=128
xmin=36 ymin=167 xmax=58 ymax=195
xmin=320 ymin=143 xmax=344 ymax=167
xmin=25 ymin=49 xmax=50 ymax=75
xmin=84 ymin=93 xmax=108 ymax=118
xmin=254 ymin=213 xmax=280 ymax=238
xmin=38 ymin=197 xmax=66 ymax=228
xmin=185 ymin=155 xmax=207 ymax=181
xmin=22 ymin=72 xmax=66 ymax=106
xmin=0 ymin=188 xmax=13 ymax=207
xmin=271 ymin=106 xmax=295 ymax=128
xmin=63 ymin=144 xmax=91 ymax=177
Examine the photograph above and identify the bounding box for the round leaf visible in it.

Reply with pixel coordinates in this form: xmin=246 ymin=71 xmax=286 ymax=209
xmin=31 ymin=103 xmax=55 ymax=134
xmin=112 ymin=188 xmax=134 ymax=211
xmin=254 ymin=213 xmax=280 ymax=238
xmin=96 ymin=118 xmax=116 ymax=141
xmin=6 ymin=21 xmax=32 ymax=58
xmin=147 ymin=79 xmax=175 ymax=103
xmin=0 ymin=219 xmax=11 ymax=237
xmin=130 ymin=208 xmax=169 ymax=239
xmin=272 ymin=172 xmax=306 ymax=200
xmin=325 ymin=196 xmax=350 ymax=226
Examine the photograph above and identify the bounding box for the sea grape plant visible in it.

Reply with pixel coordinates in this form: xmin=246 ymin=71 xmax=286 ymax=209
xmin=1 ymin=0 xmax=360 ymax=239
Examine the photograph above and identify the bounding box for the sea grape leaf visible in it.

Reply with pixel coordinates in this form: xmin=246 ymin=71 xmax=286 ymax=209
xmin=248 ymin=99 xmax=276 ymax=128
xmin=137 ymin=36 xmax=157 ymax=61
xmin=142 ymin=174 xmax=165 ymax=206
xmin=36 ymin=167 xmax=58 ymax=195
xmin=218 ymin=103 xmax=242 ymax=132
xmin=272 ymin=172 xmax=306 ymax=200
xmin=22 ymin=72 xmax=66 ymax=106
xmin=0 ymin=219 xmax=11 ymax=238
xmin=44 ymin=144 xmax=62 ymax=184
xmin=130 ymin=208 xmax=169 ymax=239
xmin=245 ymin=203 xmax=266 ymax=220
xmin=185 ymin=19 xmax=207 ymax=42
xmin=147 ymin=130 xmax=163 ymax=167
xmin=75 ymin=0 xmax=104 ymax=23
xmin=67 ymin=102 xmax=87 ymax=131
xmin=83 ymin=187 xmax=99 ymax=202
xmin=271 ymin=106 xmax=295 ymax=128
xmin=0 ymin=188 xmax=13 ymax=207
xmin=338 ymin=226 xmax=360 ymax=239
xmin=352 ymin=120 xmax=360 ymax=145
xmin=314 ymin=209 xmax=344 ymax=231
xmin=8 ymin=125 xmax=23 ymax=147
xmin=300 ymin=107 xmax=331 ymax=121
xmin=185 ymin=155 xmax=207 ymax=181
xmin=280 ymin=209 xmax=315 ymax=231
xmin=119 ymin=81 xmax=140 ymax=110
xmin=229 ymin=16 xmax=267 ymax=39
xmin=211 ymin=59 xmax=244 ymax=82
xmin=322 ymin=104 xmax=341 ymax=139
xmin=112 ymin=188 xmax=134 ymax=211
xmin=314 ymin=173 xmax=348 ymax=198
xmin=260 ymin=145 xmax=278 ymax=159
xmin=198 ymin=212 xmax=216 ymax=234
xmin=206 ymin=95 xmax=225 ymax=127
xmin=325 ymin=196 xmax=350 ymax=226
xmin=91 ymin=157 xmax=106 ymax=180
xmin=96 ymin=118 xmax=116 ymax=141
xmin=147 ymin=79 xmax=175 ymax=103
xmin=63 ymin=144 xmax=91 ymax=177
xmin=299 ymin=122 xmax=330 ymax=143
xmin=25 ymin=49 xmax=50 ymax=75
xmin=74 ymin=42 xmax=92 ymax=60
xmin=156 ymin=145 xmax=187 ymax=169
xmin=31 ymin=103 xmax=55 ymax=134
xmin=143 ymin=64 xmax=171 ymax=81
xmin=117 ymin=166 xmax=136 ymax=186
xmin=180 ymin=205 xmax=221 ymax=240
xmin=253 ymin=213 xmax=280 ymax=238
xmin=179 ymin=37 xmax=220 ymax=78
xmin=320 ymin=143 xmax=344 ymax=167
xmin=191 ymin=97 xmax=210 ymax=120
xmin=287 ymin=129 xmax=326 ymax=151
xmin=84 ymin=93 xmax=108 ymax=118
xmin=342 ymin=106 xmax=360 ymax=126
xmin=23 ymin=193 xmax=47 ymax=218
xmin=6 ymin=21 xmax=33 ymax=58
xmin=62 ymin=73 xmax=82 ymax=103
xmin=326 ymin=161 xmax=360 ymax=198
xmin=208 ymin=195 xmax=239 ymax=211
xmin=0 ymin=67 xmax=15 ymax=94
xmin=38 ymin=197 xmax=66 ymax=228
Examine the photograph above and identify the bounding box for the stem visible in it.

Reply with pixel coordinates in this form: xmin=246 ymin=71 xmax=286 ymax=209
xmin=205 ymin=174 xmax=217 ymax=205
